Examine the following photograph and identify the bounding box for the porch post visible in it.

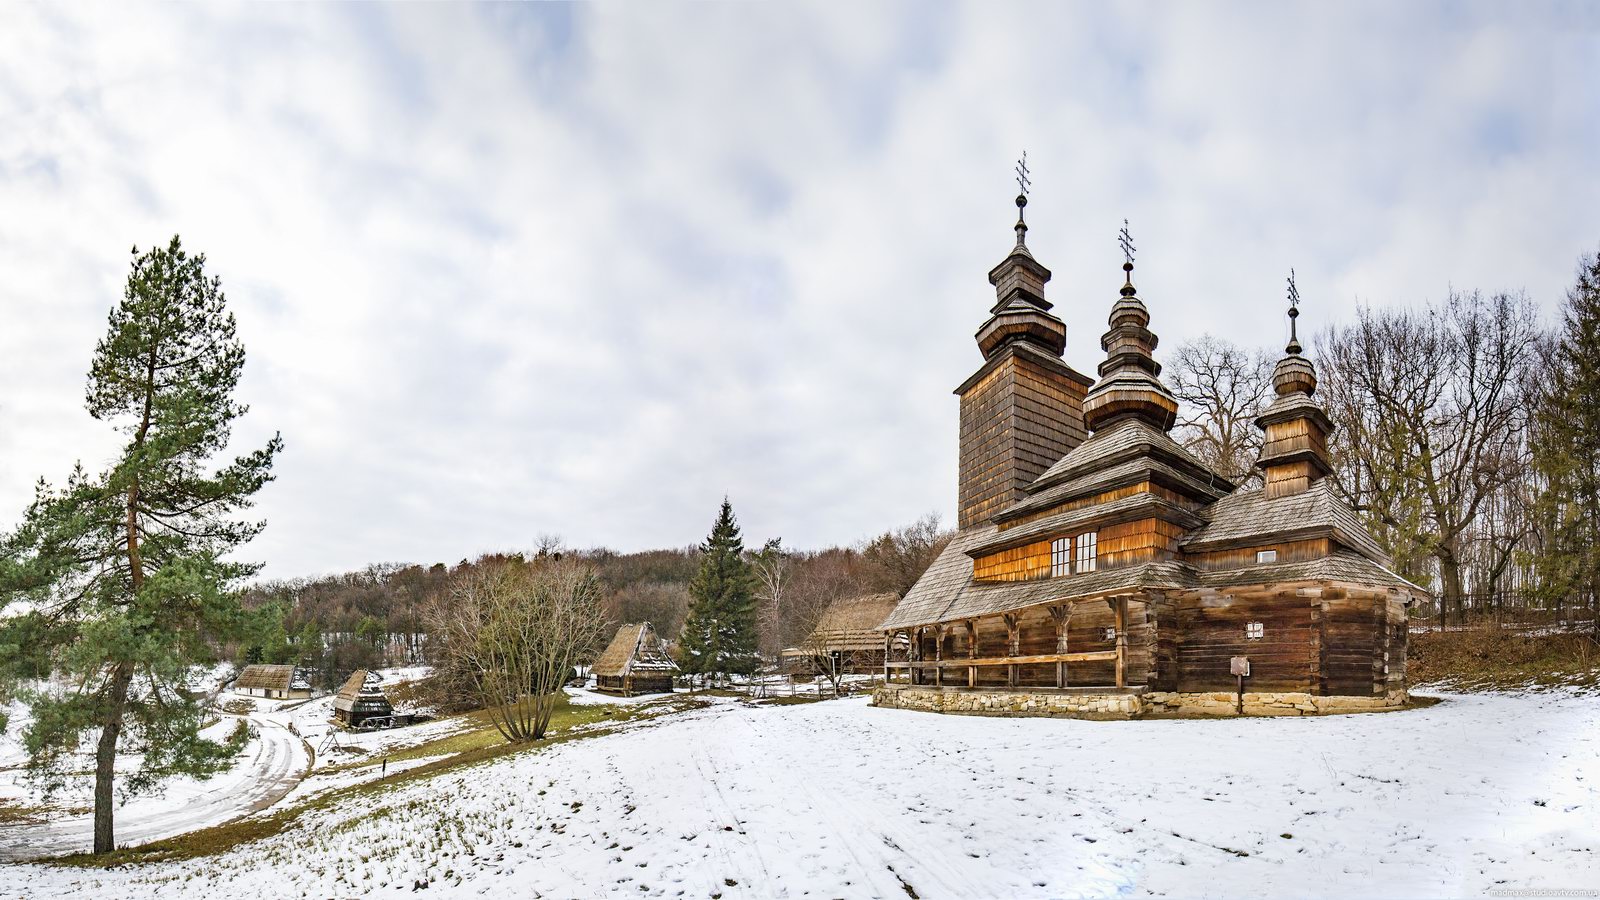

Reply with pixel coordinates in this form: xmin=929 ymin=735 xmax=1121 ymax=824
xmin=965 ymin=619 xmax=977 ymax=688
xmin=1050 ymin=604 xmax=1070 ymax=688
xmin=1115 ymin=596 xmax=1128 ymax=690
xmin=1004 ymin=613 xmax=1020 ymax=688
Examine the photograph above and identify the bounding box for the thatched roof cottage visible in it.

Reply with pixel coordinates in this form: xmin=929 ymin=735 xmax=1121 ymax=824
xmin=333 ymin=669 xmax=393 ymax=726
xmin=592 ymin=623 xmax=678 ymax=696
xmin=234 ymin=664 xmax=312 ymax=700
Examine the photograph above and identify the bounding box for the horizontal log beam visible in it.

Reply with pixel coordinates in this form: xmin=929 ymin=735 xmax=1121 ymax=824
xmin=894 ymin=650 xmax=1118 ymax=669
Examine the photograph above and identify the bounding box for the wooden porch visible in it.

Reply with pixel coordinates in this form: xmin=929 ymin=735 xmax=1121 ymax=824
xmin=882 ymin=595 xmax=1136 ymax=691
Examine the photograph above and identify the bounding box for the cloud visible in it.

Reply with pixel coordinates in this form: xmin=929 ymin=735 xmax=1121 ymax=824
xmin=0 ymin=2 xmax=1594 ymax=578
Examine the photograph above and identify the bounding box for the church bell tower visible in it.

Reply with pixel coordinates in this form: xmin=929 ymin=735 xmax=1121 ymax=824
xmin=955 ymin=160 xmax=1093 ymax=528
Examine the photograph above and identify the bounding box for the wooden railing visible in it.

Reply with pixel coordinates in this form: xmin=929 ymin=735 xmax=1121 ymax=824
xmin=886 ymin=650 xmax=1117 ymax=668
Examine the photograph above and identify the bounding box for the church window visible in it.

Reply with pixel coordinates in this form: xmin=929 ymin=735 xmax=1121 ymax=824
xmin=1246 ymin=622 xmax=1265 ymax=640
xmin=1050 ymin=537 xmax=1072 ymax=577
xmin=1076 ymin=532 xmax=1098 ymax=573
xmin=1256 ymin=549 xmax=1278 ymax=564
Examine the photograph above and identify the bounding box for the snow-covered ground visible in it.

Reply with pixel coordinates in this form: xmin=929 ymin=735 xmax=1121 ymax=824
xmin=6 ymin=687 xmax=1594 ymax=898
xmin=0 ymin=666 xmax=442 ymax=861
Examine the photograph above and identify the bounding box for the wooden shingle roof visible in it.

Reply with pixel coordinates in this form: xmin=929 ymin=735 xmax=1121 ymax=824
xmin=1026 ymin=418 xmax=1228 ymax=495
xmin=1182 ymin=480 xmax=1390 ymax=565
xmin=880 ymin=524 xmax=1197 ymax=630
xmin=804 ymin=593 xmax=899 ymax=653
xmin=966 ymin=492 xmax=1205 ymax=559
xmin=1199 ymin=550 xmax=1428 ymax=594
xmin=998 ymin=455 xmax=1231 ymax=523
xmin=592 ymin=623 xmax=678 ymax=679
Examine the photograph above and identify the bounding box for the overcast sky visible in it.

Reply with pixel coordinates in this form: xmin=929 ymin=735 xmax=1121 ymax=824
xmin=1 ymin=3 xmax=1596 ymax=579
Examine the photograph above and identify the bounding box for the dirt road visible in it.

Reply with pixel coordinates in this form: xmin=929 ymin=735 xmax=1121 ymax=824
xmin=0 ymin=713 xmax=310 ymax=862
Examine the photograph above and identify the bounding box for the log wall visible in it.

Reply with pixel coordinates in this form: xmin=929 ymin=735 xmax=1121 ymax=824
xmin=1188 ymin=538 xmax=1330 ymax=571
xmin=898 ymin=584 xmax=1406 ymax=699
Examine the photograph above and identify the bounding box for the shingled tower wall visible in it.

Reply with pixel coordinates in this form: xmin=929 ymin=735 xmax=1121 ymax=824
xmin=955 ymin=193 xmax=1092 ymax=529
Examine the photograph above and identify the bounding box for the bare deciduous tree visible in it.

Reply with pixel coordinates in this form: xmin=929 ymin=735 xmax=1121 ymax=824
xmin=860 ymin=513 xmax=952 ymax=599
xmin=425 ymin=555 xmax=607 ymax=742
xmin=1318 ymin=291 xmax=1538 ymax=625
xmin=1166 ymin=335 xmax=1271 ymax=484
xmin=750 ymin=538 xmax=791 ymax=656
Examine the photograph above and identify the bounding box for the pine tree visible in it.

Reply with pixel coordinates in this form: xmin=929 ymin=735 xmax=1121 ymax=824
xmin=677 ymin=498 xmax=760 ymax=685
xmin=0 ymin=236 xmax=282 ymax=854
xmin=1530 ymin=247 xmax=1600 ymax=631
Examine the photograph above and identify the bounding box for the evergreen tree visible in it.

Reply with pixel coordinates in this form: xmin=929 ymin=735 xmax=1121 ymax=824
xmin=1530 ymin=247 xmax=1600 ymax=631
xmin=245 ymin=602 xmax=294 ymax=665
xmin=0 ymin=236 xmax=282 ymax=854
xmin=296 ymin=619 xmax=327 ymax=687
xmin=677 ymin=498 xmax=760 ymax=684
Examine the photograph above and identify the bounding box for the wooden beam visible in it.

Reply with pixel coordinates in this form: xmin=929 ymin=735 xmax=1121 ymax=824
xmin=1004 ymin=613 xmax=1019 ymax=688
xmin=1115 ymin=596 xmax=1128 ymax=690
xmin=965 ymin=619 xmax=977 ymax=688
xmin=1048 ymin=604 xmax=1072 ymax=688
xmin=904 ymin=650 xmax=1117 ymax=668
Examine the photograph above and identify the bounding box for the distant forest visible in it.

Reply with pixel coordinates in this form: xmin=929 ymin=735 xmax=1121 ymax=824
xmin=238 ymin=515 xmax=950 ymax=690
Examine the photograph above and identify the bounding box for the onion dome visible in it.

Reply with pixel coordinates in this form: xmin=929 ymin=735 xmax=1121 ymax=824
xmin=1081 ymin=232 xmax=1179 ymax=432
xmin=976 ymin=191 xmax=1068 ymax=359
xmin=1255 ymin=270 xmax=1334 ymax=497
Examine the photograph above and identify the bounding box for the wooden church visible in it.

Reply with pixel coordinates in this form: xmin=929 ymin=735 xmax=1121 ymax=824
xmin=874 ymin=185 xmax=1423 ymax=718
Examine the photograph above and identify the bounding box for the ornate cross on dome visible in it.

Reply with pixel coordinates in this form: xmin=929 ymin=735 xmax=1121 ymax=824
xmin=1012 ymin=152 xmax=1032 ymax=247
xmin=1117 ymin=219 xmax=1137 ymax=295
xmin=1286 ymin=268 xmax=1302 ymax=354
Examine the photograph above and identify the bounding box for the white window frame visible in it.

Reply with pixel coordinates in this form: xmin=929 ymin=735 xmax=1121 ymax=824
xmin=1050 ymin=537 xmax=1072 ymax=577
xmin=1076 ymin=531 xmax=1098 ymax=573
xmin=1246 ymin=622 xmax=1265 ymax=640
xmin=1102 ymin=626 xmax=1116 ymax=642
xmin=1256 ymin=549 xmax=1278 ymax=564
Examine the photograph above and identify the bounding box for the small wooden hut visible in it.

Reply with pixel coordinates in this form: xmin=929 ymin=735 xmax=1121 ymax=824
xmin=333 ymin=669 xmax=393 ymax=727
xmin=792 ymin=593 xmax=903 ymax=674
xmin=234 ymin=664 xmax=312 ymax=700
xmin=593 ymin=623 xmax=678 ymax=696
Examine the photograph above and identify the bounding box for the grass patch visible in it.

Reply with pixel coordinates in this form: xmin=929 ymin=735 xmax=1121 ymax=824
xmin=49 ymin=694 xmax=695 ymax=869
xmin=0 ymin=799 xmax=51 ymax=826
xmin=756 ymin=695 xmax=825 ymax=706
xmin=1411 ymin=627 xmax=1600 ymax=692
xmin=380 ymin=699 xmax=624 ymax=763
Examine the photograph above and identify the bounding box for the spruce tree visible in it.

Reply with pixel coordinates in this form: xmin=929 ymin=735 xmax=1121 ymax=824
xmin=0 ymin=236 xmax=282 ymax=854
xmin=677 ymin=498 xmax=760 ymax=685
xmin=1530 ymin=247 xmax=1600 ymax=632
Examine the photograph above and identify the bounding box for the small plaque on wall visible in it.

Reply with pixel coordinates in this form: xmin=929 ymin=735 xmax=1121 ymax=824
xmin=1230 ymin=656 xmax=1250 ymax=676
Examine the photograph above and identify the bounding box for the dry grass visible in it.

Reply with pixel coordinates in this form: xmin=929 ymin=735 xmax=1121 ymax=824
xmin=1411 ymin=626 xmax=1600 ymax=692
xmin=0 ymin=799 xmax=51 ymax=826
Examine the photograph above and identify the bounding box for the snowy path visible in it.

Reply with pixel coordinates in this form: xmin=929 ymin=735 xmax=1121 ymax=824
xmin=7 ymin=690 xmax=1596 ymax=898
xmin=0 ymin=713 xmax=310 ymax=862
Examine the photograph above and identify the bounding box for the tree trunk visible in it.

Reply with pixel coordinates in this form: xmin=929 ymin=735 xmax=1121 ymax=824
xmin=1437 ymin=550 xmax=1466 ymax=630
xmin=93 ymin=661 xmax=136 ymax=854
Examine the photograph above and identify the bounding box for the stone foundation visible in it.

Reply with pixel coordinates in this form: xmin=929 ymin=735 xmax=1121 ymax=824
xmin=872 ymin=685 xmax=1409 ymax=718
